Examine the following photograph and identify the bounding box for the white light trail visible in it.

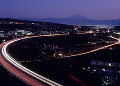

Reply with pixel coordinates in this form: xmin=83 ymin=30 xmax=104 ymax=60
xmin=1 ymin=36 xmax=63 ymax=86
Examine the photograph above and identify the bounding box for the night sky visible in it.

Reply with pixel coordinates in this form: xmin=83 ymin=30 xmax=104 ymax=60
xmin=0 ymin=0 xmax=120 ymax=20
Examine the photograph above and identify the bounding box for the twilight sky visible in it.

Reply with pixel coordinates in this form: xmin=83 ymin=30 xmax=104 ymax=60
xmin=0 ymin=0 xmax=120 ymax=20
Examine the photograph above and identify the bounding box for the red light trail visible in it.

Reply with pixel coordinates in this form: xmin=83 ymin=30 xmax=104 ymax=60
xmin=67 ymin=74 xmax=87 ymax=86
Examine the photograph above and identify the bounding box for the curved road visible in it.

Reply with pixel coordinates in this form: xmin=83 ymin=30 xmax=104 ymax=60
xmin=0 ymin=35 xmax=63 ymax=86
xmin=0 ymin=35 xmax=119 ymax=86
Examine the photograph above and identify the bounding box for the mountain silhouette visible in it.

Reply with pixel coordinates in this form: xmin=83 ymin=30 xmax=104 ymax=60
xmin=18 ymin=14 xmax=120 ymax=25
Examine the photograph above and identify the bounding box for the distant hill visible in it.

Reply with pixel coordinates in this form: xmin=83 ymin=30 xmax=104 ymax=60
xmin=0 ymin=18 xmax=74 ymax=31
xmin=18 ymin=14 xmax=120 ymax=25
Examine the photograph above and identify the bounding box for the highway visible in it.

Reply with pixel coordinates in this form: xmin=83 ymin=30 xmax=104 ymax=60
xmin=0 ymin=35 xmax=63 ymax=86
xmin=0 ymin=34 xmax=119 ymax=86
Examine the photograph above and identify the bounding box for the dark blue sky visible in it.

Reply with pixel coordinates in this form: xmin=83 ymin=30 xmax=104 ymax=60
xmin=0 ymin=0 xmax=120 ymax=20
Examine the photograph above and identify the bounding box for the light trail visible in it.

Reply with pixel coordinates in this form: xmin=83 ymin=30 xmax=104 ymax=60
xmin=0 ymin=35 xmax=63 ymax=86
xmin=0 ymin=34 xmax=119 ymax=86
xmin=67 ymin=74 xmax=87 ymax=86
xmin=64 ymin=35 xmax=120 ymax=57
